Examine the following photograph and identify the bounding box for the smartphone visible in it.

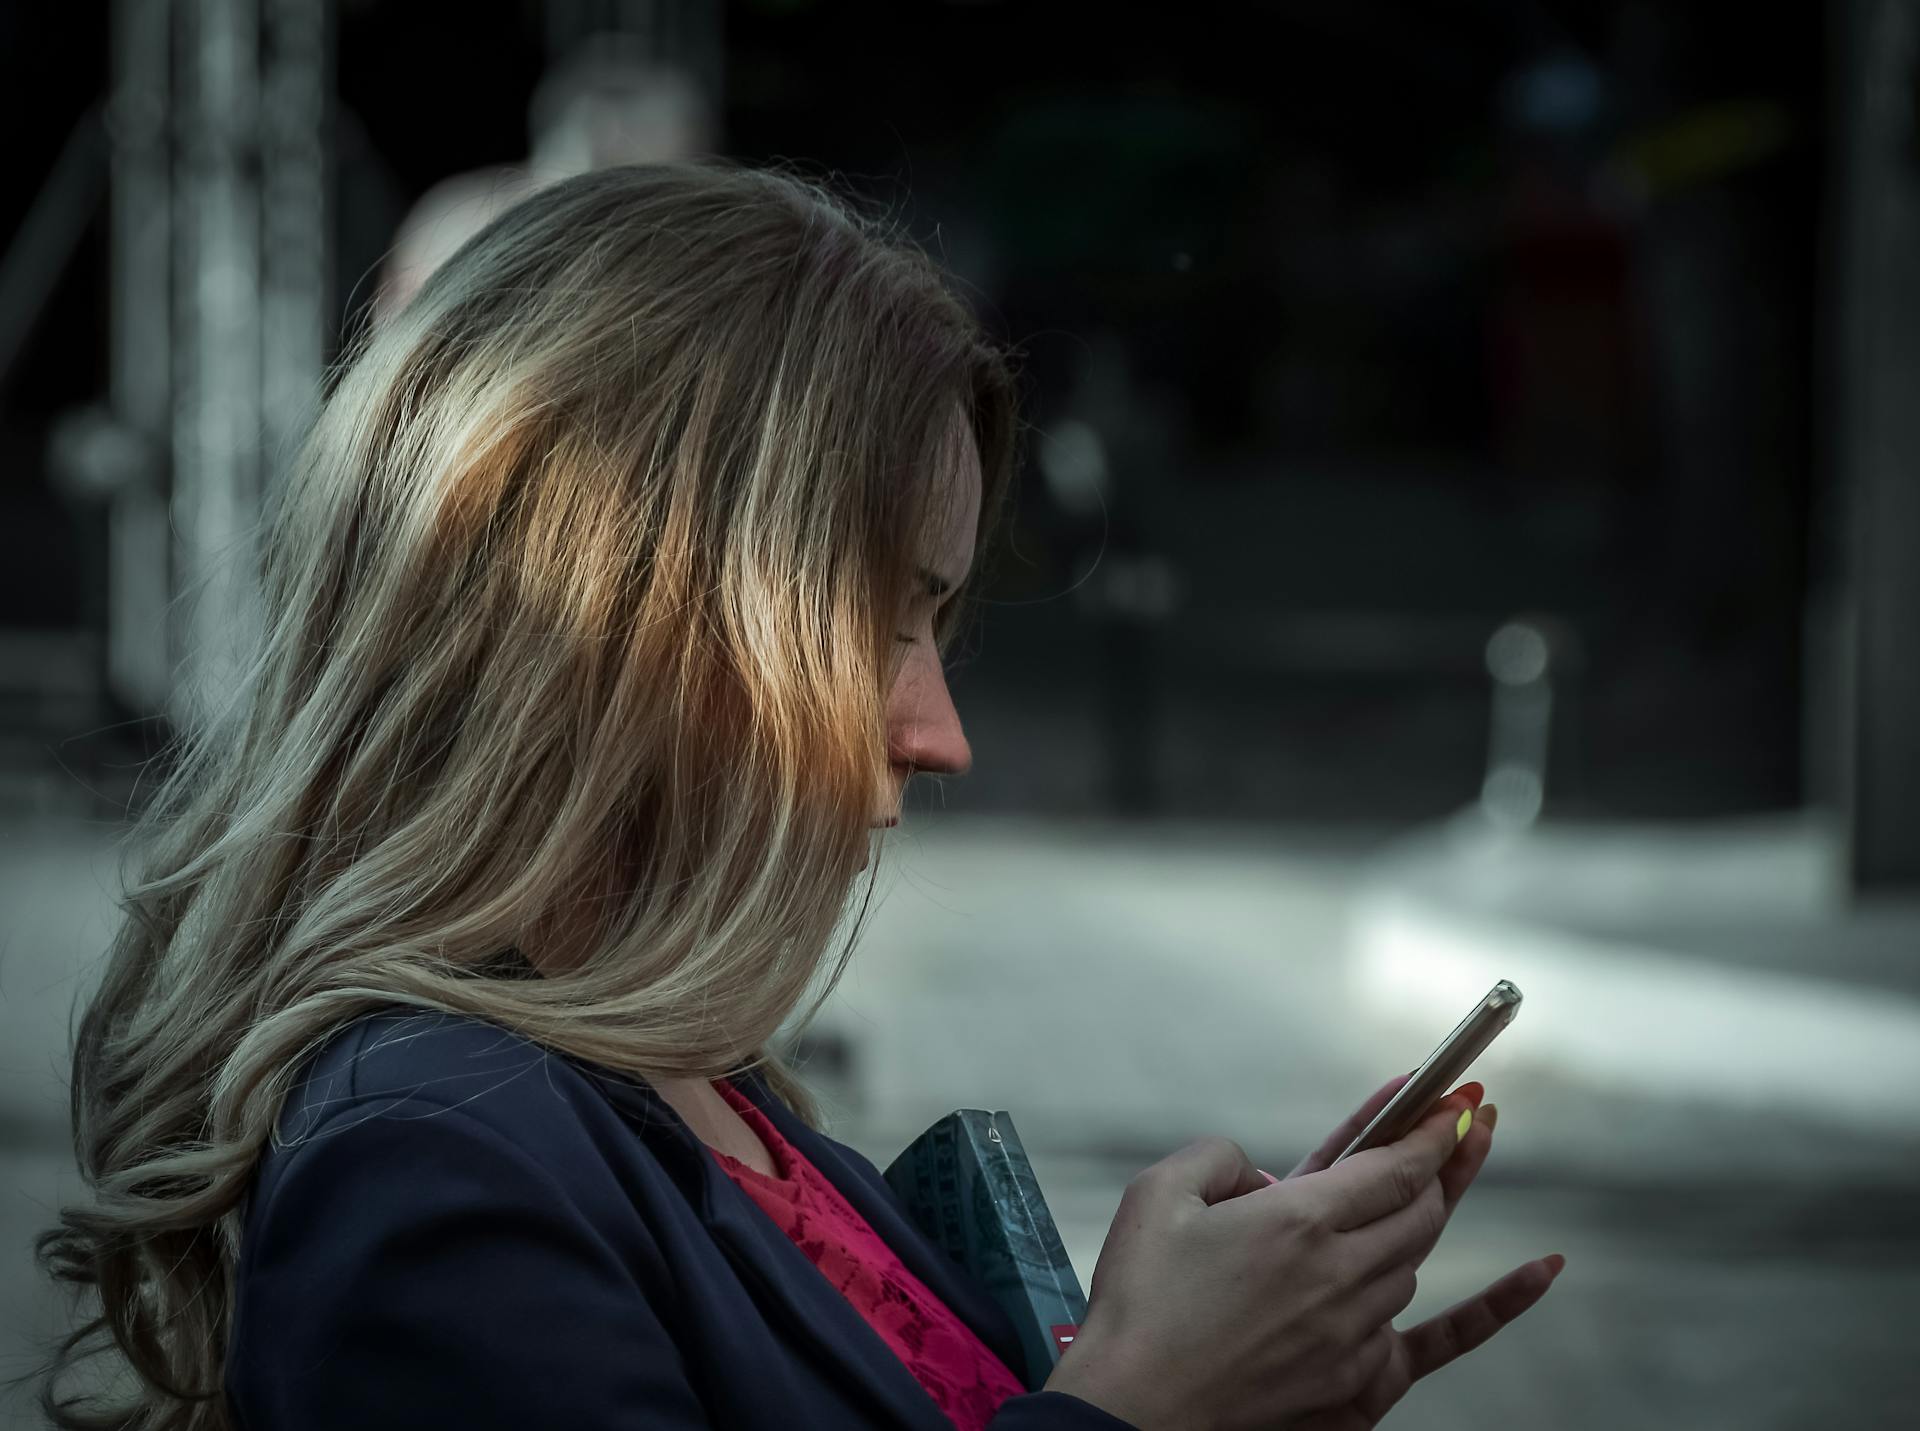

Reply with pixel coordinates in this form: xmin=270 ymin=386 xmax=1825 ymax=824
xmin=1330 ymin=980 xmax=1522 ymax=1165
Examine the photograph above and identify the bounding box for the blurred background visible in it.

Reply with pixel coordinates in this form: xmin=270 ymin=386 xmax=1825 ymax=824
xmin=3 ymin=1 xmax=1918 ymax=1426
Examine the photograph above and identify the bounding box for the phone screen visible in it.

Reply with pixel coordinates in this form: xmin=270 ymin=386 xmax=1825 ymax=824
xmin=1329 ymin=980 xmax=1522 ymax=1165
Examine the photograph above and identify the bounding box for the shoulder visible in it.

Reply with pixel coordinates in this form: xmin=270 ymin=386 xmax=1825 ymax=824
xmin=241 ymin=1006 xmax=686 ymax=1299
xmin=275 ymin=1006 xmax=583 ymax=1141
xmin=258 ymin=1006 xmax=679 ymax=1217
xmin=230 ymin=1009 xmax=713 ymax=1427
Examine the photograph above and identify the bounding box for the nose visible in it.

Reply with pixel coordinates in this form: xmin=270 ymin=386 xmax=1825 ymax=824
xmin=886 ymin=666 xmax=972 ymax=781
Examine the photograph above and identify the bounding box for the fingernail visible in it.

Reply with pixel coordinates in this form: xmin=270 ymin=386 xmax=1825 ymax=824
xmin=1481 ymin=1102 xmax=1499 ymax=1133
xmin=1258 ymin=1168 xmax=1278 ymax=1185
xmin=1454 ymin=1108 xmax=1473 ymax=1143
xmin=1545 ymin=1253 xmax=1567 ymax=1278
xmin=1457 ymin=1081 xmax=1486 ymax=1108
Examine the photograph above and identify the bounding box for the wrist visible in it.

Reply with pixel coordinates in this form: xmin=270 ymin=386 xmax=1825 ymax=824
xmin=1042 ymin=1328 xmax=1192 ymax=1431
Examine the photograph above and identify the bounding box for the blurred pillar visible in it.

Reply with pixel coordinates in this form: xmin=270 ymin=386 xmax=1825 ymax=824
xmin=165 ymin=0 xmax=332 ymax=735
xmin=260 ymin=0 xmax=330 ymax=507
xmin=1832 ymin=0 xmax=1920 ymax=892
xmin=172 ymin=0 xmax=264 ymax=733
xmin=105 ymin=0 xmax=176 ymax=716
xmin=1052 ymin=337 xmax=1183 ymax=818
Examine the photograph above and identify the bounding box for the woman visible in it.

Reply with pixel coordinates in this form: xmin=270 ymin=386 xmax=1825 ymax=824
xmin=26 ymin=162 xmax=1560 ymax=1431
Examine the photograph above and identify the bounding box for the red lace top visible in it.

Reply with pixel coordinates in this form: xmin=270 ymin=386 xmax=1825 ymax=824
xmin=706 ymin=1078 xmax=1029 ymax=1430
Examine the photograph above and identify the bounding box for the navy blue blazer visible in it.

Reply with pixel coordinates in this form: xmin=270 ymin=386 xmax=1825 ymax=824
xmin=226 ymin=1008 xmax=1137 ymax=1429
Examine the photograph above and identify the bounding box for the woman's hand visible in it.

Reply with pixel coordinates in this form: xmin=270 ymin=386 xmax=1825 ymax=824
xmin=1283 ymin=1074 xmax=1487 ymax=1270
xmin=1042 ymin=1090 xmax=1494 ymax=1431
xmin=1291 ymin=1253 xmax=1565 ymax=1430
xmin=1282 ymin=1074 xmax=1567 ymax=1429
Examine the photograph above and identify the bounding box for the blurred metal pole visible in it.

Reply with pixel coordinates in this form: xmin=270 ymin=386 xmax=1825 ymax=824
xmin=1834 ymin=0 xmax=1920 ymax=892
xmin=260 ymin=0 xmax=331 ymax=488
xmin=1090 ymin=554 xmax=1179 ymax=817
xmin=166 ymin=0 xmax=332 ymax=736
xmin=105 ymin=0 xmax=177 ymax=717
xmin=170 ymin=0 xmax=263 ymax=735
xmin=1481 ymin=621 xmax=1553 ymax=829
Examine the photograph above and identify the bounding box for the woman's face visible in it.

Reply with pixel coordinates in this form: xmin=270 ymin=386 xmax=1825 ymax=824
xmin=869 ymin=423 xmax=981 ymax=838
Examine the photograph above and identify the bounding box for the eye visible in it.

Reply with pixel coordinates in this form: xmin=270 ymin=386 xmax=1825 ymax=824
xmin=895 ymin=568 xmax=959 ymax=649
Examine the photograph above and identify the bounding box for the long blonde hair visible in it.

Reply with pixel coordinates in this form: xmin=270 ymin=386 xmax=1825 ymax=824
xmin=22 ymin=160 xmax=1018 ymax=1431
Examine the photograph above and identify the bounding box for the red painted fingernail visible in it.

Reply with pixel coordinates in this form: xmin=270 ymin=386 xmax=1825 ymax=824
xmin=1258 ymin=1168 xmax=1278 ymax=1185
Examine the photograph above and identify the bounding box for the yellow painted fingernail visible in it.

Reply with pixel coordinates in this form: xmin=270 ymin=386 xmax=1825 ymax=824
xmin=1455 ymin=1108 xmax=1473 ymax=1143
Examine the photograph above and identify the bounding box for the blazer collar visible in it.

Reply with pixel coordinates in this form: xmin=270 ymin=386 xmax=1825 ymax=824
xmin=575 ymin=1061 xmax=1032 ymax=1425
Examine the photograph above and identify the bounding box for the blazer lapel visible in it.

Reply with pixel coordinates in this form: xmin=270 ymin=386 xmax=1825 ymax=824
xmin=578 ymin=1063 xmax=960 ymax=1430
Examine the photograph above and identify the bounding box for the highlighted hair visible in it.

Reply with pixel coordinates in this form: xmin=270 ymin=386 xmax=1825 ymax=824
xmin=23 ymin=161 xmax=1017 ymax=1429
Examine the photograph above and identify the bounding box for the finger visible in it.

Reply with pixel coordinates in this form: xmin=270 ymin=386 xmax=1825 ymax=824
xmin=1356 ymin=1097 xmax=1496 ymax=1275
xmin=1147 ymin=1134 xmax=1269 ymax=1209
xmin=1341 ymin=1171 xmax=1446 ymax=1283
xmin=1288 ymin=1073 xmax=1412 ymax=1179
xmin=1302 ymin=1090 xmax=1481 ymax=1232
xmin=1381 ymin=1109 xmax=1497 ymax=1276
xmin=1436 ymin=1100 xmax=1497 ymax=1219
xmin=1297 ymin=1076 xmax=1485 ymax=1180
xmin=1402 ymin=1255 xmax=1565 ymax=1382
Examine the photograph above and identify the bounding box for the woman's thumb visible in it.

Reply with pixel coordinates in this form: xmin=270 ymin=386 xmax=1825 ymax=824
xmin=1156 ymin=1136 xmax=1272 ymax=1206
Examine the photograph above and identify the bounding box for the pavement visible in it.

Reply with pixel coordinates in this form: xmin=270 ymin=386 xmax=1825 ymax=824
xmin=806 ymin=809 xmax=1920 ymax=1430
xmin=4 ymin=807 xmax=1919 ymax=1429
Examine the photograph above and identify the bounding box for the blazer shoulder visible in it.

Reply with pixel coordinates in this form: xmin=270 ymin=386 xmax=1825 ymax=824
xmin=272 ymin=1006 xmax=622 ymax=1152
xmin=230 ymin=1010 xmax=715 ymax=1430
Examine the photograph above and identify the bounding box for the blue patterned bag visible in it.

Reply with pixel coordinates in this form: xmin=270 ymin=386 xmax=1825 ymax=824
xmin=883 ymin=1110 xmax=1089 ymax=1391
